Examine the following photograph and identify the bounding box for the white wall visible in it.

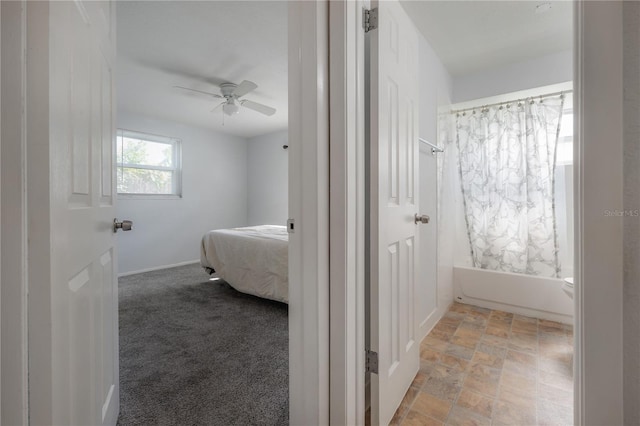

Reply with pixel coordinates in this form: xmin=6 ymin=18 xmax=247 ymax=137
xmin=116 ymin=111 xmax=248 ymax=274
xmin=577 ymin=2 xmax=624 ymax=423
xmin=623 ymin=2 xmax=640 ymax=423
xmin=247 ymin=129 xmax=288 ymax=226
xmin=453 ymin=49 xmax=573 ymax=103
xmin=419 ymin=37 xmax=452 ymax=144
xmin=418 ymin=33 xmax=454 ymax=339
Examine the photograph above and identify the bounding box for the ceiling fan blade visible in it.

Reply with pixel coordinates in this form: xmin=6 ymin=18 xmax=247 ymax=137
xmin=211 ymin=101 xmax=226 ymax=113
xmin=174 ymin=86 xmax=223 ymax=98
xmin=233 ymin=80 xmax=258 ymax=97
xmin=241 ymin=99 xmax=276 ymax=116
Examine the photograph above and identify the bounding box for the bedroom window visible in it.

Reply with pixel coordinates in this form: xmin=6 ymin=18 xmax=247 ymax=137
xmin=117 ymin=129 xmax=182 ymax=197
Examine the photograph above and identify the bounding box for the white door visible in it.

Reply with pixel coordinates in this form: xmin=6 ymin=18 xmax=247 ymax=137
xmin=369 ymin=0 xmax=420 ymax=424
xmin=49 ymin=1 xmax=119 ymax=425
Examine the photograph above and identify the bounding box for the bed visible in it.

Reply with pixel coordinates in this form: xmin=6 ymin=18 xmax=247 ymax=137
xmin=200 ymin=225 xmax=288 ymax=303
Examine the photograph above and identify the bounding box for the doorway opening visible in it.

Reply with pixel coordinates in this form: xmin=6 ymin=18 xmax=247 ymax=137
xmin=115 ymin=2 xmax=291 ymax=423
xmin=365 ymin=1 xmax=575 ymax=424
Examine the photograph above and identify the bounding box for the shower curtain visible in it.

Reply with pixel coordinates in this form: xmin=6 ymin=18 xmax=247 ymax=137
xmin=455 ymin=95 xmax=564 ymax=277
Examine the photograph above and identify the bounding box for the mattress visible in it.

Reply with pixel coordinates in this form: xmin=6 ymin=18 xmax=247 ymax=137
xmin=200 ymin=225 xmax=288 ymax=303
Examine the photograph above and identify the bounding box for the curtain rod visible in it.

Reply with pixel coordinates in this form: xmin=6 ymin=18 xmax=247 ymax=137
xmin=419 ymin=137 xmax=444 ymax=153
xmin=450 ymin=89 xmax=573 ymax=115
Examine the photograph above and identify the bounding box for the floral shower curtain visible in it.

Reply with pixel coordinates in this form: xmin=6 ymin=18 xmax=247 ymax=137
xmin=455 ymin=95 xmax=564 ymax=277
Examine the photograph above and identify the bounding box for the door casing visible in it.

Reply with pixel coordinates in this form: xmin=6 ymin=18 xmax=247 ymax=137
xmin=1 ymin=2 xmax=30 ymax=424
xmin=328 ymin=1 xmax=367 ymax=424
xmin=573 ymin=1 xmax=625 ymax=424
xmin=288 ymin=1 xmax=331 ymax=424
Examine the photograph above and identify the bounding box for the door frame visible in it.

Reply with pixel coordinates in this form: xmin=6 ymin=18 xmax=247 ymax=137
xmin=287 ymin=1 xmax=376 ymax=423
xmin=1 ymin=1 xmax=31 ymax=424
xmin=573 ymin=1 xmax=624 ymax=424
xmin=288 ymin=1 xmax=333 ymax=424
xmin=330 ymin=0 xmax=626 ymax=424
xmin=0 ymin=1 xmax=336 ymax=424
xmin=1 ymin=1 xmax=45 ymax=424
xmin=328 ymin=1 xmax=367 ymax=424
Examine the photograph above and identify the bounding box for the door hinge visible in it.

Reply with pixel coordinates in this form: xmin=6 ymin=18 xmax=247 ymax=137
xmin=287 ymin=218 xmax=295 ymax=234
xmin=363 ymin=8 xmax=378 ymax=33
xmin=365 ymin=350 xmax=379 ymax=374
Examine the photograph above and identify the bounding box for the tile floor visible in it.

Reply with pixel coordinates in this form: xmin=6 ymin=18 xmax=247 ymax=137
xmin=391 ymin=302 xmax=573 ymax=426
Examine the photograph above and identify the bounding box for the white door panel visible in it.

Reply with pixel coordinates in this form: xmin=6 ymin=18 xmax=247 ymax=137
xmin=49 ymin=1 xmax=118 ymax=424
xmin=369 ymin=0 xmax=420 ymax=424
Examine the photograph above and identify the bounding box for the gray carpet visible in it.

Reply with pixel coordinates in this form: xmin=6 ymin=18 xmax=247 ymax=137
xmin=117 ymin=263 xmax=289 ymax=426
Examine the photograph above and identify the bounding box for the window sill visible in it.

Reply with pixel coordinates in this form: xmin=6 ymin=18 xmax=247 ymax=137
xmin=117 ymin=194 xmax=182 ymax=200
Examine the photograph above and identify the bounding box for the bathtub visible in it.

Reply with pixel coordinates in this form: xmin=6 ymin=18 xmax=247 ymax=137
xmin=453 ymin=266 xmax=574 ymax=324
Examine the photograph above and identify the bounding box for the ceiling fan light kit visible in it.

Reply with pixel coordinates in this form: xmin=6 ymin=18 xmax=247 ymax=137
xmin=174 ymin=80 xmax=277 ymax=118
xmin=222 ymin=100 xmax=240 ymax=116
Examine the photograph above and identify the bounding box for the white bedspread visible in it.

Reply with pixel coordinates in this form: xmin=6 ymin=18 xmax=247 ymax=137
xmin=200 ymin=225 xmax=288 ymax=303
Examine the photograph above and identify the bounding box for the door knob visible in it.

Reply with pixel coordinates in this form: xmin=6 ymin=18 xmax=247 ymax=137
xmin=113 ymin=218 xmax=133 ymax=233
xmin=414 ymin=214 xmax=430 ymax=224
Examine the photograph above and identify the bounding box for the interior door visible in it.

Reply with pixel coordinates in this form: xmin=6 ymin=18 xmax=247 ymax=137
xmin=369 ymin=0 xmax=420 ymax=424
xmin=49 ymin=1 xmax=119 ymax=424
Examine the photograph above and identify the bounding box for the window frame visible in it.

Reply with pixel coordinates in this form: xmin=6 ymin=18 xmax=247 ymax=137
xmin=556 ymin=104 xmax=574 ymax=166
xmin=116 ymin=129 xmax=183 ymax=199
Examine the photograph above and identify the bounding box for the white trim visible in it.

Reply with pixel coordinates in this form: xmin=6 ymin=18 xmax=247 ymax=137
xmin=118 ymin=128 xmax=179 ymax=145
xmin=0 ymin=5 xmax=2 ymax=419
xmin=116 ymin=194 xmax=182 ymax=200
xmin=0 ymin=5 xmax=2 ymax=420
xmin=288 ymin=1 xmax=330 ymax=425
xmin=25 ymin=1 xmax=54 ymax=423
xmin=622 ymin=4 xmax=640 ymax=423
xmin=329 ymin=0 xmax=366 ymax=424
xmin=574 ymin=1 xmax=624 ymax=424
xmin=573 ymin=3 xmax=582 ymax=419
xmin=1 ymin=2 xmax=30 ymax=423
xmin=116 ymin=128 xmax=182 ymax=197
xmin=117 ymin=260 xmax=200 ymax=278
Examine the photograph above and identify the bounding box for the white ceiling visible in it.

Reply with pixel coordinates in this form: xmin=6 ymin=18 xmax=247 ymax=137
xmin=118 ymin=1 xmax=571 ymax=137
xmin=399 ymin=0 xmax=573 ymax=77
xmin=117 ymin=1 xmax=288 ymax=139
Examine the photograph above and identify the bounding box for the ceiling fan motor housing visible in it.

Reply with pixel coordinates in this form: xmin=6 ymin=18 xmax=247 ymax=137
xmin=220 ymin=83 xmax=238 ymax=98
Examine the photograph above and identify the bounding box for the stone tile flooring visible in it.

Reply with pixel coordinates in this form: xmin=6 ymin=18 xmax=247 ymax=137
xmin=392 ymin=303 xmax=573 ymax=426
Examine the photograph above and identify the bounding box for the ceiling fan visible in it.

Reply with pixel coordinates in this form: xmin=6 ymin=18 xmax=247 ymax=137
xmin=174 ymin=80 xmax=276 ymax=117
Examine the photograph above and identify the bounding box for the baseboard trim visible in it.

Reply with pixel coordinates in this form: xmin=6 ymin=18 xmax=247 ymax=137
xmin=118 ymin=259 xmax=200 ymax=278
